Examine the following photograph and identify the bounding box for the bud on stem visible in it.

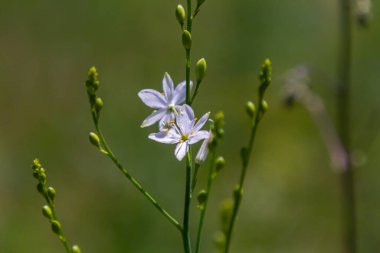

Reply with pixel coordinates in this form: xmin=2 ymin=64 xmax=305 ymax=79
xmin=195 ymin=58 xmax=207 ymax=83
xmin=182 ymin=30 xmax=192 ymax=50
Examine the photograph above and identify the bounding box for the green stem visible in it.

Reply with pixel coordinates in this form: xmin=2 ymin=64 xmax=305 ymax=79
xmin=224 ymin=97 xmax=264 ymax=253
xmin=43 ymin=191 xmax=71 ymax=253
xmin=91 ymin=112 xmax=182 ymax=232
xmin=338 ymin=0 xmax=356 ymax=252
xmin=182 ymin=151 xmax=193 ymax=253
xmin=191 ymin=163 xmax=201 ymax=194
xmin=195 ymin=149 xmax=217 ymax=253
xmin=185 ymin=0 xmax=193 ymax=105
xmin=190 ymin=81 xmax=201 ymax=105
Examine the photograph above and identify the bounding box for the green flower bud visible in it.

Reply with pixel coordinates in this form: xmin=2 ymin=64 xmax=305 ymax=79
xmin=195 ymin=58 xmax=207 ymax=83
xmin=261 ymin=100 xmax=269 ymax=113
xmin=258 ymin=58 xmax=271 ymax=96
xmin=245 ymin=101 xmax=256 ymax=118
xmin=86 ymin=66 xmax=99 ymax=93
xmin=89 ymin=132 xmax=100 ymax=148
xmin=233 ymin=185 xmax=243 ymax=201
xmin=95 ymin=97 xmax=103 ymax=113
xmin=220 ymin=200 xmax=233 ymax=233
xmin=182 ymin=30 xmax=192 ymax=50
xmin=32 ymin=159 xmax=42 ymax=170
xmin=175 ymin=5 xmax=186 ymax=25
xmin=33 ymin=169 xmax=39 ymax=179
xmin=39 ymin=171 xmax=46 ymax=183
xmin=47 ymin=187 xmax=56 ymax=201
xmin=72 ymin=245 xmax=81 ymax=253
xmin=214 ymin=232 xmax=226 ymax=250
xmin=51 ymin=220 xmax=62 ymax=235
xmin=214 ymin=111 xmax=225 ymax=130
xmin=37 ymin=182 xmax=44 ymax=194
xmin=215 ymin=156 xmax=225 ymax=173
xmin=197 ymin=190 xmax=207 ymax=209
xmin=42 ymin=205 xmax=53 ymax=219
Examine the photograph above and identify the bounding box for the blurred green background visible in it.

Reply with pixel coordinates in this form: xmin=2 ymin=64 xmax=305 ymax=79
xmin=0 ymin=0 xmax=379 ymax=252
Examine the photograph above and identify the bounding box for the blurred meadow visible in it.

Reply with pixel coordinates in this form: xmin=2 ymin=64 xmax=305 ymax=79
xmin=0 ymin=0 xmax=380 ymax=252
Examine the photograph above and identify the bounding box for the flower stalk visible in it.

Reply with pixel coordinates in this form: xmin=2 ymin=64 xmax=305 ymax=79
xmin=223 ymin=59 xmax=271 ymax=253
xmin=85 ymin=67 xmax=182 ymax=232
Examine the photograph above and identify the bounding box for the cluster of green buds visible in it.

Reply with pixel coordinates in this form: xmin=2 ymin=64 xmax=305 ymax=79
xmin=85 ymin=66 xmax=103 ymax=122
xmin=245 ymin=59 xmax=271 ymax=121
xmin=209 ymin=111 xmax=225 ymax=150
xmin=32 ymin=159 xmax=81 ymax=253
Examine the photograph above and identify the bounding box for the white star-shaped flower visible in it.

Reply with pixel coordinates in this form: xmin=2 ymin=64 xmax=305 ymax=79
xmin=138 ymin=72 xmax=192 ymax=129
xmin=149 ymin=105 xmax=210 ymax=161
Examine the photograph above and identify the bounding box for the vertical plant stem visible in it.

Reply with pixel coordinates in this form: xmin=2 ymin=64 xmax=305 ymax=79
xmin=182 ymin=1 xmax=194 ymax=252
xmin=338 ymin=0 xmax=356 ymax=252
xmin=224 ymin=97 xmax=264 ymax=253
xmin=182 ymin=151 xmax=193 ymax=253
xmin=195 ymin=149 xmax=217 ymax=253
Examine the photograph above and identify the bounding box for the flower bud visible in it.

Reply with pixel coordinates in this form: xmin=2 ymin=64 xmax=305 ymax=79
xmin=220 ymin=200 xmax=233 ymax=233
xmin=182 ymin=30 xmax=192 ymax=50
xmin=215 ymin=156 xmax=225 ymax=173
xmin=86 ymin=66 xmax=99 ymax=93
xmin=214 ymin=232 xmax=226 ymax=250
xmin=175 ymin=5 xmax=186 ymax=25
xmin=214 ymin=111 xmax=225 ymax=130
xmin=51 ymin=220 xmax=62 ymax=235
xmin=47 ymin=187 xmax=56 ymax=201
xmin=261 ymin=100 xmax=269 ymax=113
xmin=258 ymin=58 xmax=271 ymax=96
xmin=245 ymin=101 xmax=256 ymax=118
xmin=32 ymin=159 xmax=42 ymax=170
xmin=72 ymin=245 xmax=81 ymax=253
xmin=95 ymin=97 xmax=103 ymax=113
xmin=89 ymin=132 xmax=100 ymax=148
xmin=33 ymin=169 xmax=39 ymax=179
xmin=37 ymin=182 xmax=44 ymax=194
xmin=42 ymin=205 xmax=53 ymax=219
xmin=197 ymin=190 xmax=207 ymax=209
xmin=233 ymin=185 xmax=243 ymax=201
xmin=195 ymin=58 xmax=207 ymax=83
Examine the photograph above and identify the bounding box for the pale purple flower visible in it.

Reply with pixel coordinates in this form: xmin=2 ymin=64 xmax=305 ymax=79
xmin=138 ymin=72 xmax=193 ymax=128
xmin=149 ymin=105 xmax=210 ymax=161
xmin=195 ymin=130 xmax=212 ymax=165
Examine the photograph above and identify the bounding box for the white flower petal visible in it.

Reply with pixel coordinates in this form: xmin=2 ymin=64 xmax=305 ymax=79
xmin=138 ymin=89 xmax=167 ymax=109
xmin=163 ymin=73 xmax=174 ymax=103
xmin=176 ymin=104 xmax=195 ymax=134
xmin=173 ymin=81 xmax=193 ymax=104
xmin=189 ymin=130 xmax=210 ymax=144
xmin=175 ymin=142 xmax=189 ymax=161
xmin=193 ymin=112 xmax=210 ymax=132
xmin=195 ymin=136 xmax=210 ymax=164
xmin=149 ymin=131 xmax=179 ymax=144
xmin=141 ymin=109 xmax=167 ymax=128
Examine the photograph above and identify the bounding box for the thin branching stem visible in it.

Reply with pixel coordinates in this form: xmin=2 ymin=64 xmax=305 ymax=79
xmin=90 ymin=111 xmax=182 ymax=232
xmin=224 ymin=95 xmax=265 ymax=253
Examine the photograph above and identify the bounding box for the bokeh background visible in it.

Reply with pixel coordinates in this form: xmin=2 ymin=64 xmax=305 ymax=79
xmin=0 ymin=0 xmax=379 ymax=252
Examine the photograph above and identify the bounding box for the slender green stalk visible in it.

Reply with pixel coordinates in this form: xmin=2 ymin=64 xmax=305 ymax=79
xmin=90 ymin=111 xmax=182 ymax=232
xmin=224 ymin=99 xmax=263 ymax=253
xmin=337 ymin=0 xmax=356 ymax=252
xmin=181 ymin=1 xmax=194 ymax=252
xmin=182 ymin=151 xmax=193 ymax=253
xmin=195 ymin=149 xmax=217 ymax=253
xmin=190 ymin=81 xmax=201 ymax=105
